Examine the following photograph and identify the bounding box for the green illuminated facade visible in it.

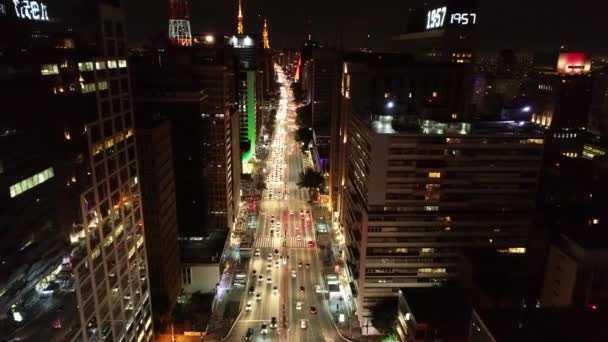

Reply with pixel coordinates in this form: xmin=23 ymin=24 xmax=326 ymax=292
xmin=242 ymin=70 xmax=257 ymax=164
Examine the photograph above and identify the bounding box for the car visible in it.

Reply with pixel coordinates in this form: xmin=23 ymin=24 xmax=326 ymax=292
xmin=255 ymin=293 xmax=262 ymax=301
xmin=245 ymin=301 xmax=253 ymax=312
xmin=305 ymin=263 xmax=310 ymax=269
xmin=300 ymin=319 xmax=307 ymax=329
xmin=258 ymin=275 xmax=263 ymax=282
xmin=270 ymin=229 xmax=274 ymax=235
xmin=298 ymin=262 xmax=303 ymax=268
xmin=274 ymin=261 xmax=279 ymax=268
xmin=294 ymin=225 xmax=299 ymax=230
xmin=290 ymin=211 xmax=294 ymax=216
xmin=307 ymin=241 xmax=315 ymax=248
xmin=270 ymin=317 xmax=278 ymax=328
xmin=260 ymin=323 xmax=268 ymax=335
xmin=252 ymin=269 xmax=257 ymax=275
xmin=297 ymin=235 xmax=302 ymax=241
xmin=306 ymin=210 xmax=310 ymax=214
xmin=274 ymin=249 xmax=279 ymax=255
xmin=299 ymin=286 xmax=305 ymax=293
xmin=296 ymin=302 xmax=302 ymax=310
xmin=291 ymin=270 xmax=297 ymax=278
xmin=310 ymin=306 xmax=317 ymax=314
xmin=315 ymin=284 xmax=322 ymax=293
xmin=254 ymin=249 xmax=261 ymax=256
xmin=267 ymin=255 xmax=272 ymax=261
xmin=273 ymin=286 xmax=278 ymax=294
xmin=267 ymin=277 xmax=272 ymax=284
xmin=266 ymin=263 xmax=272 ymax=270
xmin=248 ymin=286 xmax=255 ymax=295
xmin=245 ymin=327 xmax=254 ymax=340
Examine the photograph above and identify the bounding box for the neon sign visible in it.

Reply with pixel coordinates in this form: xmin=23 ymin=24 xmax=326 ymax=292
xmin=11 ymin=0 xmax=50 ymax=21
xmin=426 ymin=6 xmax=477 ymax=30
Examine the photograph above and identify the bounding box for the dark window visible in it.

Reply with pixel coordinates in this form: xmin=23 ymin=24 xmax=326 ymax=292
xmin=104 ymin=20 xmax=114 ymax=37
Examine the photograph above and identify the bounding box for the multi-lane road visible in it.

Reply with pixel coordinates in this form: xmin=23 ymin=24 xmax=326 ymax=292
xmin=225 ymin=67 xmax=347 ymax=342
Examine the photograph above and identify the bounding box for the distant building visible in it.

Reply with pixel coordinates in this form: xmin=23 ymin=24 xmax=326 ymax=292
xmin=179 ymin=237 xmax=225 ymax=295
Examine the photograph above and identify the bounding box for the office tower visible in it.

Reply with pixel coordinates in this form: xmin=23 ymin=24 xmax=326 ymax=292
xmin=392 ymin=0 xmax=478 ymax=63
xmin=133 ymin=84 xmax=209 ymax=238
xmin=300 ymin=47 xmax=342 ymax=141
xmin=330 ymin=53 xmax=474 ymax=217
xmin=135 ymin=116 xmax=181 ymax=327
xmin=227 ymin=35 xmax=258 ymax=172
xmin=0 ymin=1 xmax=152 ymax=341
xmin=131 ymin=43 xmax=241 ymax=235
xmin=191 ymin=43 xmax=241 ymax=232
xmin=168 ymin=0 xmax=192 ymax=47
xmin=333 ymin=54 xmax=544 ymax=329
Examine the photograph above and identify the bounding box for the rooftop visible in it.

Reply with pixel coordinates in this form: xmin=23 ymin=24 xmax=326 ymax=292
xmin=367 ymin=115 xmax=544 ymax=137
xmin=400 ymin=286 xmax=471 ymax=338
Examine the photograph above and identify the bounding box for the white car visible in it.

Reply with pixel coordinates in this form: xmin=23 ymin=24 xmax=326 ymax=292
xmin=300 ymin=319 xmax=307 ymax=329
xmin=291 ymin=270 xmax=296 ymax=278
xmin=296 ymin=302 xmax=302 ymax=310
xmin=315 ymin=285 xmax=322 ymax=293
xmin=254 ymin=249 xmax=261 ymax=257
xmin=255 ymin=293 xmax=262 ymax=301
xmin=273 ymin=286 xmax=278 ymax=294
xmin=267 ymin=277 xmax=272 ymax=284
xmin=245 ymin=301 xmax=252 ymax=311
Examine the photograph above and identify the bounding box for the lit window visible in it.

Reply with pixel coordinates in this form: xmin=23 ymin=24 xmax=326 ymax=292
xmin=428 ymin=172 xmax=441 ymax=178
xmin=9 ymin=167 xmax=54 ymax=198
xmin=98 ymin=81 xmax=109 ymax=90
xmin=424 ymin=206 xmax=439 ymax=211
xmin=107 ymin=60 xmax=117 ymax=69
xmin=95 ymin=61 xmax=106 ymax=70
xmin=418 ymin=268 xmax=446 ymax=273
xmin=451 ymin=113 xmax=458 ymax=119
xmin=432 ymin=91 xmax=438 ymax=98
xmin=40 ymin=64 xmax=59 ymax=75
xmin=384 ymin=92 xmax=390 ymax=98
xmin=81 ymin=83 xmax=96 ymax=93
xmin=78 ymin=61 xmax=94 ymax=72
xmin=118 ymin=59 xmax=127 ymax=68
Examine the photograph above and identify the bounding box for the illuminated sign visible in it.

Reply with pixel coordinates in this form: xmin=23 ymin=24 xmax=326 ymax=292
xmin=426 ymin=6 xmax=477 ymax=30
xmin=11 ymin=0 xmax=50 ymax=21
xmin=557 ymin=52 xmax=591 ymax=75
xmin=426 ymin=7 xmax=447 ymax=29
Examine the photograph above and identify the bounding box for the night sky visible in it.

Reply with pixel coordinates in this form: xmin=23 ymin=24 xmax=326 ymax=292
xmin=126 ymin=0 xmax=608 ymax=52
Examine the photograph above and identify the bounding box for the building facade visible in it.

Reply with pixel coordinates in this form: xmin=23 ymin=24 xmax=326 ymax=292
xmin=135 ymin=117 xmax=181 ymax=326
xmin=1 ymin=1 xmax=153 ymax=340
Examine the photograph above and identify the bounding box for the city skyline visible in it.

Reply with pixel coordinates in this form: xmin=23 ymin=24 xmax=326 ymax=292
xmin=126 ymin=0 xmax=608 ymax=51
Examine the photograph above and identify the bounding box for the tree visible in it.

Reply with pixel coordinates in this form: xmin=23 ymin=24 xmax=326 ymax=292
xmin=297 ymin=168 xmax=324 ymax=199
xmin=296 ymin=103 xmax=312 ymax=128
xmin=294 ymin=127 xmax=313 ymax=147
xmin=371 ymin=298 xmax=398 ymax=335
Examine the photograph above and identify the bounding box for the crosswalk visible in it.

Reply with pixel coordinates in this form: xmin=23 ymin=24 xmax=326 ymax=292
xmin=253 ymin=236 xmax=311 ymax=249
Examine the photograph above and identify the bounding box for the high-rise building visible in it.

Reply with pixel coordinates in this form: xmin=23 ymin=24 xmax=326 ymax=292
xmin=135 ymin=115 xmax=181 ymax=328
xmin=330 ymin=53 xmax=474 ymax=216
xmin=236 ymin=0 xmax=244 ymax=35
xmin=333 ymin=54 xmax=544 ymax=330
xmin=228 ymin=35 xmax=258 ymax=172
xmin=0 ymin=1 xmax=152 ymax=341
xmin=262 ymin=19 xmax=270 ymax=50
xmin=168 ymin=0 xmax=192 ymax=47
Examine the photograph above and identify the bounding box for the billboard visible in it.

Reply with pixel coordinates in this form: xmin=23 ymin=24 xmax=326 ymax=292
xmin=406 ymin=0 xmax=477 ymax=33
xmin=557 ymin=53 xmax=591 ymax=75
